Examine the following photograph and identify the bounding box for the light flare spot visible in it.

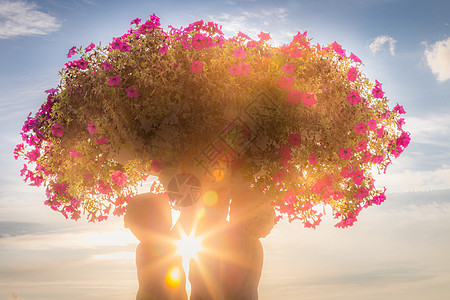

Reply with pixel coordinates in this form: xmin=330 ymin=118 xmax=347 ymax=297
xmin=203 ymin=190 xmax=218 ymax=206
xmin=165 ymin=265 xmax=182 ymax=288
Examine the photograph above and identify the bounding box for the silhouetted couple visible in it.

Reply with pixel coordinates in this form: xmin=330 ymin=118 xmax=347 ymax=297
xmin=124 ymin=178 xmax=274 ymax=300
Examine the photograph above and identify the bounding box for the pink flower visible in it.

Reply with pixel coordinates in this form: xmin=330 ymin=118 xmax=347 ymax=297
xmin=88 ymin=122 xmax=98 ymax=134
xmin=272 ymin=171 xmax=285 ymax=183
xmin=371 ymin=155 xmax=384 ymax=164
xmin=84 ymin=43 xmax=95 ymax=53
xmin=278 ymin=145 xmax=292 ymax=159
xmin=355 ymin=140 xmax=367 ymax=152
xmin=338 ymin=147 xmax=352 ymax=160
xmin=348 ymin=67 xmax=359 ymax=82
xmin=377 ymin=126 xmax=384 ymax=139
xmin=130 ymin=17 xmax=141 ymax=26
xmin=96 ymin=138 xmax=108 ymax=144
xmin=347 ymin=90 xmax=361 ymax=105
xmin=368 ymin=119 xmax=377 ymax=130
xmin=69 ymin=149 xmax=82 ymax=158
xmin=102 ymin=61 xmax=113 ymax=71
xmin=282 ymin=62 xmax=295 ymax=75
xmin=349 ymin=52 xmax=362 ymax=63
xmin=192 ymin=33 xmax=206 ymax=50
xmin=372 ymin=80 xmax=385 ymax=98
xmin=302 ymin=92 xmax=316 ymax=106
xmin=191 ymin=60 xmax=203 ymax=73
xmin=111 ymin=170 xmax=127 ymax=186
xmin=397 ymin=118 xmax=405 ymax=130
xmin=354 ymin=187 xmax=369 ymax=201
xmin=288 ymin=133 xmax=302 ymax=146
xmin=362 ymin=151 xmax=372 ymax=163
xmin=354 ymin=122 xmax=367 ymax=134
xmin=239 ymin=62 xmax=250 ymax=75
xmin=309 ymin=153 xmax=317 ymax=165
xmin=237 ymin=31 xmax=251 ymax=40
xmin=290 ymin=47 xmax=302 ymax=58
xmin=108 ymin=75 xmax=120 ymax=86
xmin=397 ymin=132 xmax=411 ymax=148
xmin=52 ymin=123 xmax=64 ymax=137
xmin=278 ymin=76 xmax=294 ymax=90
xmin=27 ymin=149 xmax=40 ymax=162
xmin=228 ymin=64 xmax=242 ymax=76
xmin=351 ymin=170 xmax=365 ymax=185
xmin=67 ymin=46 xmax=76 ymax=58
xmin=98 ymin=180 xmax=112 ymax=194
xmin=287 ymin=89 xmax=302 ymax=104
xmin=151 ymin=159 xmax=162 ymax=173
xmin=159 ymin=44 xmax=169 ymax=54
xmin=119 ymin=42 xmax=132 ymax=52
xmin=126 ymin=87 xmax=138 ymax=98
xmin=393 ymin=103 xmax=406 ymax=114
xmin=233 ymin=48 xmax=246 ymax=58
xmin=340 ymin=165 xmax=353 ymax=178
xmin=258 ymin=31 xmax=271 ymax=42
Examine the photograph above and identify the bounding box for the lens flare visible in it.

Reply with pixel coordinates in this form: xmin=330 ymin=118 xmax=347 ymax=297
xmin=165 ymin=265 xmax=182 ymax=289
xmin=176 ymin=232 xmax=203 ymax=261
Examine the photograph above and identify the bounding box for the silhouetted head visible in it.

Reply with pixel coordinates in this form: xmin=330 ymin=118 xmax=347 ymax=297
xmin=124 ymin=192 xmax=172 ymax=242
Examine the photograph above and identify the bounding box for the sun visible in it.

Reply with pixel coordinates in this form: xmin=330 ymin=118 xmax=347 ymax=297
xmin=176 ymin=232 xmax=203 ymax=262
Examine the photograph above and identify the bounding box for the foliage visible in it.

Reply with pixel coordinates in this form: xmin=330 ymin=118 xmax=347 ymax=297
xmin=14 ymin=14 xmax=410 ymax=227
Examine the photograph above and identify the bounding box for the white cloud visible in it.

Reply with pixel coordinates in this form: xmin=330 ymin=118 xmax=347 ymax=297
xmin=369 ymin=35 xmax=397 ymax=56
xmin=407 ymin=113 xmax=450 ymax=147
xmin=424 ymin=37 xmax=450 ymax=82
xmin=0 ymin=0 xmax=61 ymax=39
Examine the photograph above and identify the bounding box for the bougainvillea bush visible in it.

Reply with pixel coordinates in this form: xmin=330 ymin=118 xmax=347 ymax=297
xmin=14 ymin=13 xmax=410 ymax=228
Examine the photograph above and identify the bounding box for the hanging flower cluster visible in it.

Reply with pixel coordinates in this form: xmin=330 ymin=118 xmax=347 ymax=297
xmin=14 ymin=13 xmax=410 ymax=228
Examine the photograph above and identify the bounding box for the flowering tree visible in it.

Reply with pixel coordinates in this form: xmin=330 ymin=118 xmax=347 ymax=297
xmin=14 ymin=14 xmax=410 ymax=228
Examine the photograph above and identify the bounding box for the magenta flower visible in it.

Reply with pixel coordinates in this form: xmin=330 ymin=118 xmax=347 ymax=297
xmin=368 ymin=119 xmax=377 ymax=130
xmin=95 ymin=138 xmax=108 ymax=144
xmin=397 ymin=132 xmax=411 ymax=148
xmin=192 ymin=33 xmax=205 ymax=50
xmin=119 ymin=42 xmax=132 ymax=52
xmin=348 ymin=67 xmax=359 ymax=82
xmin=130 ymin=17 xmax=141 ymax=26
xmin=288 ymin=133 xmax=302 ymax=146
xmin=52 ymin=123 xmax=64 ymax=137
xmin=27 ymin=149 xmax=40 ymax=162
xmin=88 ymin=122 xmax=98 ymax=134
xmin=278 ymin=76 xmax=294 ymax=90
xmin=228 ymin=64 xmax=241 ymax=76
xmin=240 ymin=62 xmax=250 ymax=75
xmin=126 ymin=87 xmax=138 ymax=98
xmin=338 ymin=147 xmax=352 ymax=160
xmin=272 ymin=171 xmax=285 ymax=183
xmin=108 ymin=75 xmax=120 ymax=86
xmin=76 ymin=59 xmax=88 ymax=70
xmin=354 ymin=123 xmax=367 ymax=134
xmin=372 ymin=80 xmax=385 ymax=99
xmin=393 ymin=103 xmax=406 ymax=114
xmin=397 ymin=118 xmax=405 ymax=130
xmin=282 ymin=62 xmax=295 ymax=75
xmin=309 ymin=153 xmax=317 ymax=165
xmin=287 ymin=89 xmax=302 ymax=104
xmin=258 ymin=31 xmax=271 ymax=42
xmin=354 ymin=187 xmax=369 ymax=201
xmin=191 ymin=60 xmax=203 ymax=73
xmin=69 ymin=149 xmax=82 ymax=158
xmin=102 ymin=61 xmax=113 ymax=71
xmin=233 ymin=48 xmax=246 ymax=58
xmin=349 ymin=52 xmax=362 ymax=63
xmin=347 ymin=90 xmax=361 ymax=105
xmin=111 ymin=170 xmax=127 ymax=186
xmin=351 ymin=170 xmax=365 ymax=185
xmin=84 ymin=43 xmax=95 ymax=53
xmin=355 ymin=140 xmax=367 ymax=152
xmin=110 ymin=37 xmax=122 ymax=50
xmin=302 ymin=92 xmax=316 ymax=106
xmin=67 ymin=46 xmax=76 ymax=58
xmin=377 ymin=126 xmax=384 ymax=139
xmin=290 ymin=47 xmax=302 ymax=58
xmin=98 ymin=180 xmax=112 ymax=195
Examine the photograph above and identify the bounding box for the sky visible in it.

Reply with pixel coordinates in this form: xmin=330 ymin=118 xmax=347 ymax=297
xmin=1 ymin=0 xmax=450 ymax=299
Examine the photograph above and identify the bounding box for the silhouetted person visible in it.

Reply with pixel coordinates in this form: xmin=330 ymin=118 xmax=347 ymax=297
xmin=221 ymin=182 xmax=275 ymax=300
xmin=124 ymin=192 xmax=187 ymax=300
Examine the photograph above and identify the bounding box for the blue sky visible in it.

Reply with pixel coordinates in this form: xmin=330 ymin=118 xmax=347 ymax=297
xmin=1 ymin=0 xmax=450 ymax=299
